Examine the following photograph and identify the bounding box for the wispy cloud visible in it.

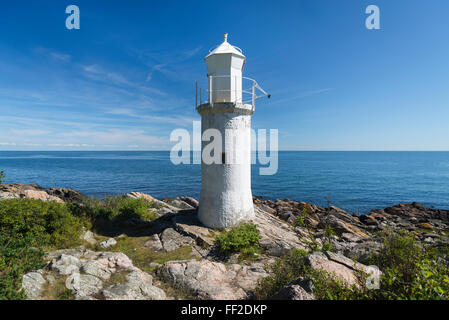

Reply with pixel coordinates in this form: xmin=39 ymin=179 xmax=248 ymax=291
xmin=105 ymin=108 xmax=198 ymax=126
xmin=82 ymin=64 xmax=131 ymax=86
xmin=34 ymin=47 xmax=71 ymax=62
xmin=146 ymin=63 xmax=167 ymax=81
xmin=272 ymin=88 xmax=333 ymax=105
xmin=1 ymin=42 xmax=202 ymax=150
xmin=11 ymin=129 xmax=51 ymax=136
xmin=129 ymin=46 xmax=202 ymax=82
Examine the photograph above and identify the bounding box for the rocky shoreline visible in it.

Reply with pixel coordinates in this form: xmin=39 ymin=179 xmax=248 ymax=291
xmin=1 ymin=183 xmax=448 ymax=300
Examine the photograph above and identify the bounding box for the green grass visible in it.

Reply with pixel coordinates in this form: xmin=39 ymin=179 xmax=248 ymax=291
xmin=101 ymin=271 xmax=131 ymax=288
xmin=102 ymin=235 xmax=198 ymax=300
xmin=41 ymin=275 xmax=74 ymax=300
xmin=105 ymin=235 xmax=196 ymax=273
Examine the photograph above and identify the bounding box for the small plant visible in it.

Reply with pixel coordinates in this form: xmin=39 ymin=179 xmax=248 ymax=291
xmin=320 ymin=225 xmax=336 ymax=252
xmin=293 ymin=215 xmax=305 ymax=228
xmin=238 ymin=246 xmax=261 ymax=262
xmin=321 ymin=241 xmax=334 ymax=252
xmin=304 ymin=238 xmax=321 ymax=253
xmin=324 ymin=225 xmax=336 ymax=238
xmin=0 ymin=170 xmax=4 ymax=184
xmin=292 ymin=208 xmax=309 ymax=228
xmin=325 ymin=195 xmax=332 ymax=209
xmin=215 ymin=223 xmax=261 ymax=258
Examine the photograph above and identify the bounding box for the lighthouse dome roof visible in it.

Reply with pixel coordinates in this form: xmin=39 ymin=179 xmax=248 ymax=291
xmin=205 ymin=33 xmax=245 ymax=60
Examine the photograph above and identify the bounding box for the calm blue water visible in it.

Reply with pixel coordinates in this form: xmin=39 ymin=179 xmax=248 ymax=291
xmin=0 ymin=151 xmax=448 ymax=214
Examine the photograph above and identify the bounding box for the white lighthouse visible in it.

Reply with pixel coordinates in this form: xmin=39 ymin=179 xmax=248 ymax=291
xmin=196 ymin=33 xmax=269 ymax=229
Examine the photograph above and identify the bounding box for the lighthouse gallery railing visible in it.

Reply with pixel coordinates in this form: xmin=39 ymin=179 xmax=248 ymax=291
xmin=195 ymin=75 xmax=270 ymax=110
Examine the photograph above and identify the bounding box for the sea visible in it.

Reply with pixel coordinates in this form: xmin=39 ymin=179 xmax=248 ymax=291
xmin=0 ymin=151 xmax=448 ymax=214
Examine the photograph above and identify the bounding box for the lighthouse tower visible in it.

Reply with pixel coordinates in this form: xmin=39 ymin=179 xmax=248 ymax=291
xmin=196 ymin=33 xmax=255 ymax=229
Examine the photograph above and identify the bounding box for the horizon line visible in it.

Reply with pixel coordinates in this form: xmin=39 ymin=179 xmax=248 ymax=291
xmin=1 ymin=150 xmax=449 ymax=152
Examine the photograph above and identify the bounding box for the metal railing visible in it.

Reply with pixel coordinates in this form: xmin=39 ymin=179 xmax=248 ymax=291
xmin=195 ymin=75 xmax=270 ymax=110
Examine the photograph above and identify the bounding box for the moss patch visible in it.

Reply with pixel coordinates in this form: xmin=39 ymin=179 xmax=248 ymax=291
xmin=102 ymin=270 xmax=131 ymax=288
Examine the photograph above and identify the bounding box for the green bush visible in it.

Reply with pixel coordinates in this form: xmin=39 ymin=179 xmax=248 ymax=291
xmin=255 ymin=231 xmax=449 ymax=300
xmin=76 ymin=196 xmax=157 ymax=223
xmin=308 ymin=269 xmax=363 ymax=300
xmin=0 ymin=196 xmax=157 ymax=300
xmin=0 ymin=234 xmax=45 ymax=300
xmin=0 ymin=198 xmax=85 ymax=248
xmin=362 ymin=231 xmax=449 ymax=300
xmin=215 ymin=223 xmax=261 ymax=257
xmin=254 ymin=248 xmax=363 ymax=300
xmin=0 ymin=198 xmax=89 ymax=300
xmin=255 ymin=248 xmax=308 ymax=299
xmin=0 ymin=170 xmax=4 ymax=184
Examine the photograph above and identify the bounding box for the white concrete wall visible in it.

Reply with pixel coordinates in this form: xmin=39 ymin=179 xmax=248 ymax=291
xmin=197 ymin=103 xmax=254 ymax=228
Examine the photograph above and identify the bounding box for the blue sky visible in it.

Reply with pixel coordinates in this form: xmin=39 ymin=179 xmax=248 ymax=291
xmin=0 ymin=0 xmax=448 ymax=151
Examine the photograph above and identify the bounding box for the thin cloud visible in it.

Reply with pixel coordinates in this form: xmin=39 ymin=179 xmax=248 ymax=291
xmin=137 ymin=46 xmax=202 ymax=82
xmin=82 ymin=64 xmax=131 ymax=86
xmin=146 ymin=63 xmax=167 ymax=81
xmin=272 ymin=88 xmax=333 ymax=105
xmin=11 ymin=129 xmax=51 ymax=136
xmin=34 ymin=47 xmax=71 ymax=62
xmin=105 ymin=108 xmax=198 ymax=127
xmin=80 ymin=64 xmax=167 ymax=97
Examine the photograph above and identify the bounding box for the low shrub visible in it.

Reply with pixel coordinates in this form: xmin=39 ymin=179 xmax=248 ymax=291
xmin=0 ymin=198 xmax=86 ymax=248
xmin=254 ymin=248 xmax=308 ymax=299
xmin=254 ymin=248 xmax=363 ymax=300
xmin=255 ymin=231 xmax=449 ymax=300
xmin=362 ymin=231 xmax=449 ymax=300
xmin=0 ymin=233 xmax=45 ymax=300
xmin=215 ymin=223 xmax=261 ymax=258
xmin=0 ymin=198 xmax=88 ymax=300
xmin=75 ymin=196 xmax=157 ymax=223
